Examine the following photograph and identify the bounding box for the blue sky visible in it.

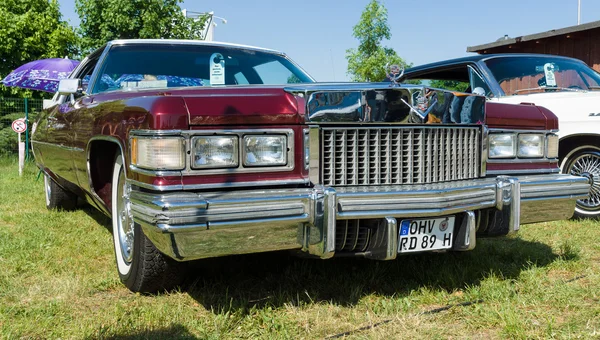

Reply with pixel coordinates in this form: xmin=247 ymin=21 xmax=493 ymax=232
xmin=57 ymin=0 xmax=597 ymax=81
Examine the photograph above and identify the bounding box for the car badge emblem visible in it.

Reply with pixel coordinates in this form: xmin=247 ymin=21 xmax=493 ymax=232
xmin=439 ymin=218 xmax=449 ymax=232
xmin=386 ymin=63 xmax=404 ymax=87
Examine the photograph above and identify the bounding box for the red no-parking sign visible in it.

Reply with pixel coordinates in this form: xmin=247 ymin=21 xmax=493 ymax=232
xmin=12 ymin=118 xmax=27 ymax=133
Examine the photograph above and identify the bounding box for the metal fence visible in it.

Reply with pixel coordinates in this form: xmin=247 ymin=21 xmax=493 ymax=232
xmin=0 ymin=97 xmax=44 ymax=157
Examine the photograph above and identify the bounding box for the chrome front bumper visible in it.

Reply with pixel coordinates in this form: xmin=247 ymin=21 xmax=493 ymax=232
xmin=129 ymin=174 xmax=589 ymax=261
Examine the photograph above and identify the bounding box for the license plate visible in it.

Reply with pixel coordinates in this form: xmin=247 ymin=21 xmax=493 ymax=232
xmin=398 ymin=216 xmax=455 ymax=253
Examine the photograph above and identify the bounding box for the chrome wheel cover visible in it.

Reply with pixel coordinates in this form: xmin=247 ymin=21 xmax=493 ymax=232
xmin=116 ymin=170 xmax=135 ymax=264
xmin=568 ymin=152 xmax=600 ymax=212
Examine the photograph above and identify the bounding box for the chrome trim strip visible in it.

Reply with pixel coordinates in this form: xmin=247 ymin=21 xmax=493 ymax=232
xmin=481 ymin=125 xmax=489 ymax=176
xmin=308 ymin=125 xmax=320 ymax=184
xmin=487 ymin=159 xmax=559 ymax=164
xmin=519 ymin=174 xmax=590 ymax=200
xmin=30 ymin=140 xmax=84 ymax=152
xmin=128 ymin=166 xmax=181 ymax=177
xmin=486 ymin=168 xmax=560 ymax=175
xmin=334 ymin=182 xmax=498 ymax=219
xmin=129 ymin=191 xmax=207 ymax=211
xmin=157 ymin=223 xmax=207 ymax=233
xmin=108 ymin=38 xmax=284 ymax=55
xmin=130 ymin=129 xmax=183 ymax=136
xmin=128 ymin=179 xmax=183 ymax=191
xmin=126 ymin=178 xmax=308 ymax=192
xmin=88 ymin=44 xmax=112 ymax=94
xmin=488 ymin=128 xmax=560 ymax=134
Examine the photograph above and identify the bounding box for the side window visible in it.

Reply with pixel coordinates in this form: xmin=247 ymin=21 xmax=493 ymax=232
xmin=468 ymin=66 xmax=492 ymax=97
xmin=75 ymin=59 xmax=99 ymax=93
xmin=582 ymin=72 xmax=600 ymax=87
xmin=253 ymin=61 xmax=301 ymax=84
xmin=234 ymin=72 xmax=249 ymax=85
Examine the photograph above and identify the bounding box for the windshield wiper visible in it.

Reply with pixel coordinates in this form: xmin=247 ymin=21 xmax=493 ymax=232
xmin=513 ymin=85 xmax=585 ymax=94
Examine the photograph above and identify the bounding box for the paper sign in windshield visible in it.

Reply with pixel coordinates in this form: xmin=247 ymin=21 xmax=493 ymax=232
xmin=210 ymin=53 xmax=225 ymax=85
xmin=543 ymin=63 xmax=557 ymax=87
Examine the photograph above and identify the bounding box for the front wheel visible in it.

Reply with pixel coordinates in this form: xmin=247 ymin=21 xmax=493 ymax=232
xmin=563 ymin=148 xmax=600 ymax=219
xmin=111 ymin=154 xmax=185 ymax=293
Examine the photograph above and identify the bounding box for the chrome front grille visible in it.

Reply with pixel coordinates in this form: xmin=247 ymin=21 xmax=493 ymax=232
xmin=322 ymin=127 xmax=480 ymax=186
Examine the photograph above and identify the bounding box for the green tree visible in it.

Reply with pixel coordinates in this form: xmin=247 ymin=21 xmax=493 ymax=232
xmin=76 ymin=0 xmax=209 ymax=53
xmin=346 ymin=0 xmax=410 ymax=82
xmin=430 ymin=79 xmax=469 ymax=92
xmin=0 ymin=0 xmax=79 ymax=98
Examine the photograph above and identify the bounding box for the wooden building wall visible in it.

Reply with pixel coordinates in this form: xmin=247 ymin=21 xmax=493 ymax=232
xmin=474 ymin=27 xmax=600 ymax=72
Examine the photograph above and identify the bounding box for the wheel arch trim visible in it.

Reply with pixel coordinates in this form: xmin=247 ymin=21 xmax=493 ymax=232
xmin=86 ymin=136 xmax=127 ymax=214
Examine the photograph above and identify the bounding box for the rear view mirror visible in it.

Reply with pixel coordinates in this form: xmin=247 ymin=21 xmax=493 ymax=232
xmin=58 ymin=79 xmax=80 ymax=95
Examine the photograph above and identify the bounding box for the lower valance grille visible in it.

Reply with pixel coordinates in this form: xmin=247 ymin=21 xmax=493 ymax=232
xmin=322 ymin=127 xmax=481 ymax=186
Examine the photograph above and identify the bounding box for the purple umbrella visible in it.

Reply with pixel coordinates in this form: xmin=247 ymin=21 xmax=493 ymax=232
xmin=1 ymin=58 xmax=80 ymax=93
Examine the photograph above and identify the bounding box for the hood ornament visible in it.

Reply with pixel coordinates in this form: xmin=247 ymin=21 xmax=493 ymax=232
xmin=386 ymin=64 xmax=404 ymax=87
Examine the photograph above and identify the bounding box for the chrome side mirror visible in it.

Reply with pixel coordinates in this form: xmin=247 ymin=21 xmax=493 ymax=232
xmin=57 ymin=79 xmax=80 ymax=95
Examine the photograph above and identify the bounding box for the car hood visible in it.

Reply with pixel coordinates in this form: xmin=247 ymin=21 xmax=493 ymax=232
xmin=495 ymin=91 xmax=600 ymax=121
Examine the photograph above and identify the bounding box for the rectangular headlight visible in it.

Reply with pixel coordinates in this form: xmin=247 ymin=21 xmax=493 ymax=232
xmin=131 ymin=137 xmax=185 ymax=170
xmin=192 ymin=136 xmax=238 ymax=169
xmin=546 ymin=134 xmax=559 ymax=158
xmin=243 ymin=135 xmax=287 ymax=166
xmin=518 ymin=134 xmax=544 ymax=158
xmin=489 ymin=134 xmax=516 ymax=158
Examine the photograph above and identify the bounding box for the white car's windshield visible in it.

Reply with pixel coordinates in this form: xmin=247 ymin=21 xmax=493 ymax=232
xmin=484 ymin=56 xmax=600 ymax=96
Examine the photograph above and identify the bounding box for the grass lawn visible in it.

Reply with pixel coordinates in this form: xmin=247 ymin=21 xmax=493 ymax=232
xmin=1 ymin=157 xmax=599 ymax=339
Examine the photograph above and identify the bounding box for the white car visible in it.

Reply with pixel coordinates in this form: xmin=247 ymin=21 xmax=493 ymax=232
xmin=403 ymin=54 xmax=600 ymax=218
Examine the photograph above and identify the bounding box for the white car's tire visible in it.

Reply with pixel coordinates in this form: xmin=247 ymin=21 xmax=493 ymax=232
xmin=111 ymin=154 xmax=185 ymax=293
xmin=562 ymin=147 xmax=600 ymax=219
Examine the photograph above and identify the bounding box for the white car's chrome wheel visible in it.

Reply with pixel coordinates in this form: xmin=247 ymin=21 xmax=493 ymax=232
xmin=565 ymin=149 xmax=600 ymax=218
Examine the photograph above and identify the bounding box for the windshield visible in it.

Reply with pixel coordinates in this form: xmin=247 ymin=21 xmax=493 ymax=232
xmin=484 ymin=56 xmax=600 ymax=96
xmin=90 ymin=43 xmax=313 ymax=94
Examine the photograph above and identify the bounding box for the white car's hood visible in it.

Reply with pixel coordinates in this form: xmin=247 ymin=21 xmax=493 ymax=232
xmin=495 ymin=91 xmax=600 ymax=119
xmin=494 ymin=91 xmax=600 ymax=138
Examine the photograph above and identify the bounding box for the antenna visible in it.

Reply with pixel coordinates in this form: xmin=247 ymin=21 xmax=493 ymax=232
xmin=578 ymin=0 xmax=581 ymax=25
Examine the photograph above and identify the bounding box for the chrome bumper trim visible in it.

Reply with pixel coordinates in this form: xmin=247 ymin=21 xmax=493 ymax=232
xmin=131 ymin=174 xmax=589 ymax=261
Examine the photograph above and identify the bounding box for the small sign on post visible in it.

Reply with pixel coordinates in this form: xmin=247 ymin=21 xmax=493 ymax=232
xmin=12 ymin=118 xmax=27 ymax=176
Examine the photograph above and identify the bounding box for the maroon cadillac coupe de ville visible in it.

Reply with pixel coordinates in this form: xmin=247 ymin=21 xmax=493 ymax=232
xmin=32 ymin=39 xmax=590 ymax=293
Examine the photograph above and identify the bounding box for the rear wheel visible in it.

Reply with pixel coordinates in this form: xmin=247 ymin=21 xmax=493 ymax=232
xmin=44 ymin=174 xmax=77 ymax=210
xmin=563 ymin=148 xmax=600 ymax=219
xmin=111 ymin=154 xmax=185 ymax=293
